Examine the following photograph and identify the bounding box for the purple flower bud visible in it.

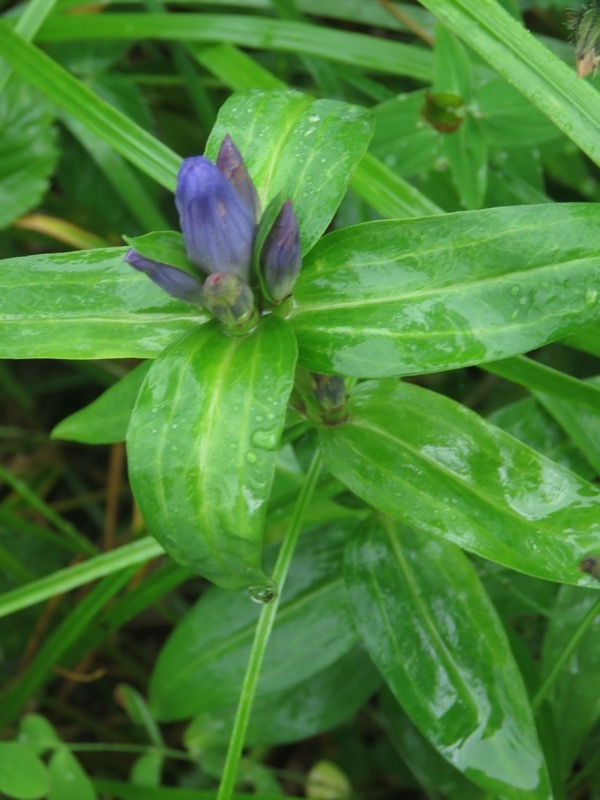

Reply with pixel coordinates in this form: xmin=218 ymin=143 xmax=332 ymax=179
xmin=311 ymin=373 xmax=347 ymax=411
xmin=216 ymin=134 xmax=260 ymax=221
xmin=202 ymin=271 xmax=256 ymax=328
xmin=176 ymin=157 xmax=256 ymax=281
xmin=260 ymin=200 xmax=302 ymax=303
xmin=125 ymin=248 xmax=204 ymax=305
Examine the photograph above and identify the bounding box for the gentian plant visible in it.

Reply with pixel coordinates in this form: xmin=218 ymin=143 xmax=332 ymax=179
xmin=2 ymin=2 xmax=600 ymax=797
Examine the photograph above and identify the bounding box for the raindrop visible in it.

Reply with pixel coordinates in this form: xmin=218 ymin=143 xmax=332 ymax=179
xmin=509 ymin=285 xmax=520 ymax=296
xmin=251 ymin=430 xmax=279 ymax=451
xmin=246 ymin=451 xmax=257 ymax=464
xmin=585 ymin=288 xmax=598 ymax=308
xmin=308 ymin=114 xmax=321 ymax=123
xmin=255 ymin=414 xmax=263 ymax=423
xmin=248 ymin=580 xmax=278 ymax=604
xmin=171 ymin=423 xmax=179 ymax=429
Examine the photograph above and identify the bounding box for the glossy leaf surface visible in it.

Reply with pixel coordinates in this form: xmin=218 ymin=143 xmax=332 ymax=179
xmin=345 ymin=518 xmax=551 ymax=799
xmin=127 ymin=316 xmax=296 ymax=589
xmin=205 ymin=89 xmax=373 ymax=252
xmin=541 ymin=585 xmax=600 ymax=773
xmin=291 ymin=204 xmax=600 ymax=377
xmin=0 ymin=248 xmax=207 ymax=359
xmin=380 ymin=690 xmax=486 ymax=800
xmin=52 ymin=362 xmax=150 ymax=444
xmin=488 ymin=397 xmax=594 ymax=481
xmin=150 ymin=524 xmax=359 ymax=721
xmin=536 ymin=376 xmax=600 ymax=476
xmin=320 ymin=381 xmax=600 ymax=586
xmin=185 ymin=646 xmax=380 ymax=749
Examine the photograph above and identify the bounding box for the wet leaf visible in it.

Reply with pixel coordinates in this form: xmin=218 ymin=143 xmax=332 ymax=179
xmin=345 ymin=518 xmax=551 ymax=800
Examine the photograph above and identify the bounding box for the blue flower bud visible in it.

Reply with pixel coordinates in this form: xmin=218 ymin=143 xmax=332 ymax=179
xmin=202 ymin=271 xmax=256 ymax=329
xmin=311 ymin=373 xmax=347 ymax=411
xmin=125 ymin=248 xmax=204 ymax=305
xmin=216 ymin=134 xmax=260 ymax=221
xmin=176 ymin=156 xmax=256 ymax=281
xmin=260 ymin=200 xmax=302 ymax=303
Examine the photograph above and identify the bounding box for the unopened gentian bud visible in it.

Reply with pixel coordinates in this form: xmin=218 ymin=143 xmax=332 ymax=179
xmin=202 ymin=271 xmax=256 ymax=329
xmin=125 ymin=248 xmax=204 ymax=305
xmin=311 ymin=373 xmax=347 ymax=411
xmin=176 ymin=157 xmax=255 ymax=281
xmin=216 ymin=134 xmax=260 ymax=221
xmin=260 ymin=200 xmax=301 ymax=303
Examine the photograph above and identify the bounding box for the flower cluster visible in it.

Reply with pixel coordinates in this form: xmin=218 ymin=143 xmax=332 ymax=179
xmin=125 ymin=135 xmax=301 ymax=328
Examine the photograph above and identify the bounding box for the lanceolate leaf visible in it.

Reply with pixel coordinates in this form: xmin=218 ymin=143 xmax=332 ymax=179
xmin=184 ymin=646 xmax=380 ymax=749
xmin=291 ymin=204 xmax=600 ymax=377
xmin=149 ymin=524 xmax=359 ymax=721
xmin=320 ymin=381 xmax=600 ymax=586
xmin=0 ymin=248 xmax=207 ymax=359
xmin=127 ymin=316 xmax=297 ymax=590
xmin=52 ymin=362 xmax=151 ymax=445
xmin=205 ymin=89 xmax=373 ymax=252
xmin=345 ymin=518 xmax=551 ymax=800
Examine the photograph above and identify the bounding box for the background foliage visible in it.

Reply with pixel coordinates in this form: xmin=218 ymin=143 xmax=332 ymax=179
xmin=1 ymin=0 xmax=600 ymax=799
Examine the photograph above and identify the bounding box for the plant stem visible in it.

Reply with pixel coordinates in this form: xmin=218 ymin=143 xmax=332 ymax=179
xmin=216 ymin=448 xmax=323 ymax=800
xmin=532 ymin=594 xmax=600 ymax=711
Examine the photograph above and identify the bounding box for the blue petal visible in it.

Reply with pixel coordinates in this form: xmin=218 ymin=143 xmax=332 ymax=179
xmin=125 ymin=248 xmax=204 ymax=305
xmin=260 ymin=200 xmax=302 ymax=303
xmin=176 ymin=157 xmax=256 ymax=280
xmin=216 ymin=134 xmax=261 ymax=221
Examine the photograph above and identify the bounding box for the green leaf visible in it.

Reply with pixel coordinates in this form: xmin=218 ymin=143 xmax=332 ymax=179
xmin=48 ymin=749 xmax=96 ymax=800
xmin=149 ymin=523 xmax=359 ymax=721
xmin=433 ymin=24 xmax=472 ymax=97
xmin=380 ymin=691 xmax=486 ymax=800
xmin=0 ymin=538 xmax=165 ymax=620
xmin=371 ymin=91 xmax=442 ymax=178
xmin=204 ymin=88 xmax=373 ymax=252
xmin=541 ymin=585 xmax=600 ymax=773
xmin=0 ymin=248 xmax=207 ymax=359
xmin=38 ymin=14 xmax=434 ymax=82
xmin=291 ymin=204 xmax=600 ymax=377
xmin=127 ymin=316 xmax=297 ymax=590
xmin=345 ymin=518 xmax=551 ymax=800
xmin=0 ymin=24 xmax=180 ymax=192
xmin=185 ymin=646 xmax=380 ymax=749
xmin=123 ymin=231 xmax=198 ymax=276
xmin=52 ymin=362 xmax=150 ymax=444
xmin=417 ymin=0 xmax=600 ymax=169
xmin=488 ymin=396 xmax=594 ymax=480
xmin=477 ymin=78 xmax=561 ymax=148
xmin=536 ymin=376 xmax=600 ymax=476
xmin=484 ymin=356 xmax=600 ymax=412
xmin=0 ymin=77 xmax=57 ymax=229
xmin=0 ymin=743 xmax=49 ymax=800
xmin=444 ymin=114 xmax=488 ymax=209
xmin=130 ymin=752 xmax=163 ymax=788
xmin=350 ymin=151 xmax=442 ymax=218
xmin=18 ymin=714 xmax=60 ymax=756
xmin=320 ymin=380 xmax=600 ymax=586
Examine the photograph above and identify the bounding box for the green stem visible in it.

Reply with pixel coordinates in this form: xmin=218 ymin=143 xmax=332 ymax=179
xmin=216 ymin=448 xmax=323 ymax=800
xmin=532 ymin=594 xmax=600 ymax=711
